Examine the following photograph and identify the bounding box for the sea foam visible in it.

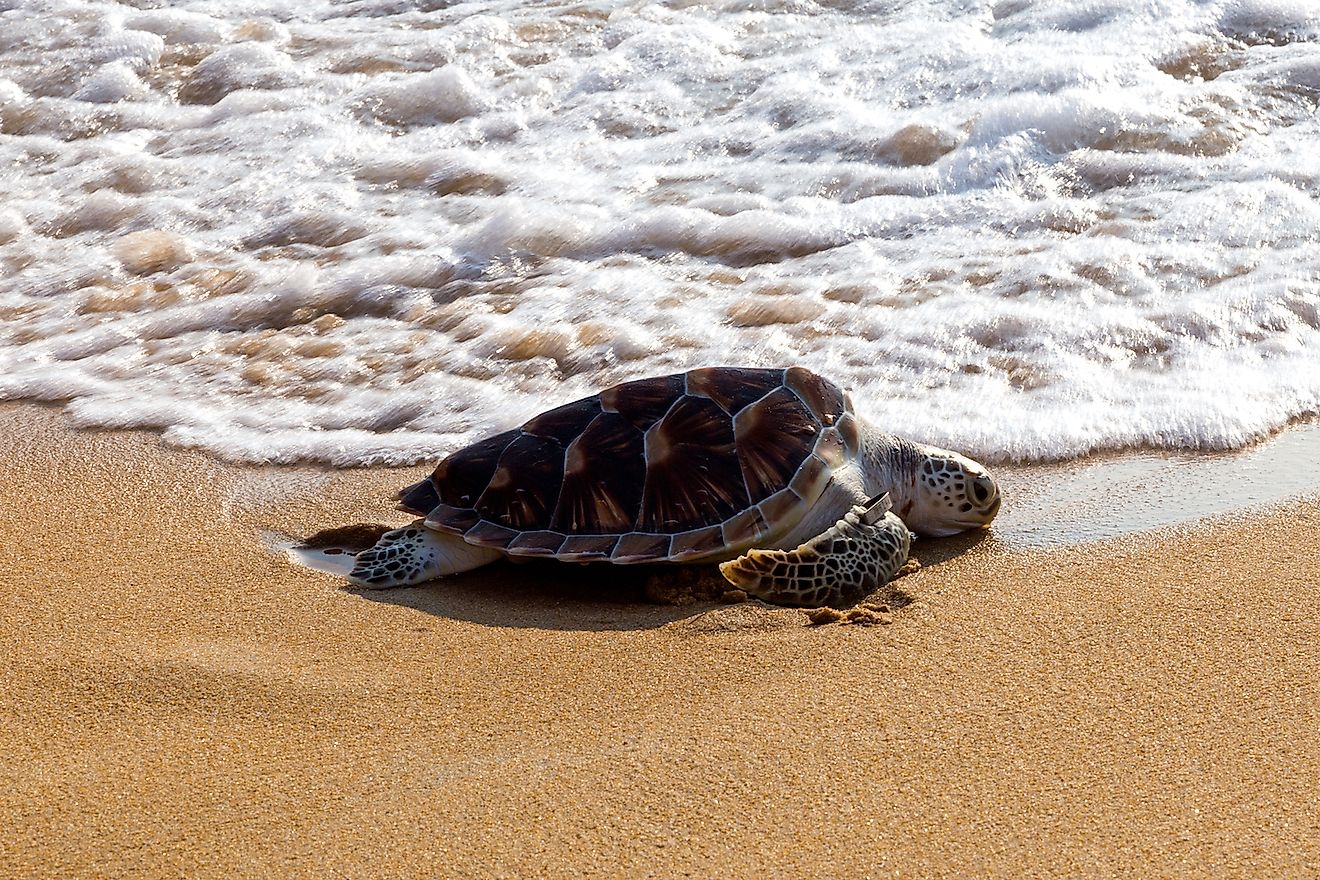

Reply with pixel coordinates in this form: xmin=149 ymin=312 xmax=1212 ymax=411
xmin=1 ymin=0 xmax=1318 ymax=466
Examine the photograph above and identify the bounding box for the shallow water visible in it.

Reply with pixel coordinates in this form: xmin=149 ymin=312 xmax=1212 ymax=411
xmin=2 ymin=0 xmax=1319 ymax=466
xmin=993 ymin=419 xmax=1320 ymax=545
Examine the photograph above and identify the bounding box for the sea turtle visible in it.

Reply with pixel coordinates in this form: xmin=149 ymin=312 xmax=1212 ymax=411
xmin=348 ymin=366 xmax=1000 ymax=606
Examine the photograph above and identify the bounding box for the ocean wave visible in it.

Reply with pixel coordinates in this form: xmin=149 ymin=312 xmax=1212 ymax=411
xmin=1 ymin=0 xmax=1318 ymax=465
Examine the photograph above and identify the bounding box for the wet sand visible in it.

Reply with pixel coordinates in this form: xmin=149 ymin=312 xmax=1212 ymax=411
xmin=2 ymin=403 xmax=1318 ymax=878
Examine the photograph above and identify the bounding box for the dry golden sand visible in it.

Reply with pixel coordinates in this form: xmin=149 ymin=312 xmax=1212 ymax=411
xmin=2 ymin=404 xmax=1318 ymax=879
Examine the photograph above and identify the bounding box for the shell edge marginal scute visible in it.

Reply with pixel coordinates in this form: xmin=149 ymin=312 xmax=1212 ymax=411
xmin=610 ymin=531 xmax=673 ymax=564
xmin=757 ymin=487 xmax=811 ymax=533
xmin=423 ymin=503 xmax=481 ymax=535
xmin=463 ymin=520 xmax=520 ymax=549
xmin=719 ymin=506 xmax=770 ymax=556
xmin=813 ymin=427 xmax=850 ymax=470
xmin=505 ymin=530 xmax=569 ymax=558
xmin=837 ymin=411 xmax=862 ymax=457
xmin=788 ymin=453 xmax=833 ymax=502
xmin=557 ymin=534 xmax=621 ymax=561
xmin=668 ymin=524 xmax=728 ymax=562
xmin=783 ymin=366 xmax=848 ymax=428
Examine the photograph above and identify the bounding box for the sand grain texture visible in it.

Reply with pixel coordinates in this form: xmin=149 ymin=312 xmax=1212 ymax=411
xmin=2 ymin=405 xmax=1318 ymax=879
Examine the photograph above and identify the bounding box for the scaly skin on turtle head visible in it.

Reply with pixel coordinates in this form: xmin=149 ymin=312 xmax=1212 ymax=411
xmin=900 ymin=445 xmax=1001 ymax=537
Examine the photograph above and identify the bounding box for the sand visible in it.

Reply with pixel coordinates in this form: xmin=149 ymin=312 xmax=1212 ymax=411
xmin=2 ymin=403 xmax=1318 ymax=879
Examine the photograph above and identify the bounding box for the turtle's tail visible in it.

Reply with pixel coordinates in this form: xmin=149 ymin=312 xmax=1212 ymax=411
xmin=348 ymin=521 xmax=501 ymax=589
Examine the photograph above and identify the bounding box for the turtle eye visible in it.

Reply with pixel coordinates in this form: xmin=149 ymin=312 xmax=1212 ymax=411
xmin=970 ymin=474 xmax=994 ymax=505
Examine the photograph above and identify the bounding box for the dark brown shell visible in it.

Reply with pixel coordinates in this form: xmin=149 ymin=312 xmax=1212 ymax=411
xmin=398 ymin=366 xmax=858 ymax=564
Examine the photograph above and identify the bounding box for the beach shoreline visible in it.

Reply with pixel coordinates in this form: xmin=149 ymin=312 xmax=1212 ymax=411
xmin=3 ymin=402 xmax=1318 ymax=878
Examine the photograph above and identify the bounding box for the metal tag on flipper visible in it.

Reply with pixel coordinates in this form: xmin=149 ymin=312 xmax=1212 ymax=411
xmin=859 ymin=492 xmax=892 ymax=525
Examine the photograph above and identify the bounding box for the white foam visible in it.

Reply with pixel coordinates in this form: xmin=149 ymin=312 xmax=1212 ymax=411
xmin=353 ymin=66 xmax=489 ymax=127
xmin=0 ymin=208 xmax=27 ymax=245
xmin=90 ymin=29 xmax=162 ymax=66
xmin=73 ymin=62 xmax=150 ymax=105
xmin=0 ymin=0 xmax=1318 ymax=466
xmin=178 ymin=42 xmax=300 ymax=106
xmin=124 ymin=9 xmax=230 ymax=46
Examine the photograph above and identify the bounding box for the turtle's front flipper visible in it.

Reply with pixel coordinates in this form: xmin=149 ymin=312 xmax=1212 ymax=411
xmin=348 ymin=521 xmax=501 ymax=588
xmin=719 ymin=493 xmax=911 ymax=608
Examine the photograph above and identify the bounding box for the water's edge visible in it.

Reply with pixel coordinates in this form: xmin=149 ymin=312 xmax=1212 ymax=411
xmin=8 ymin=401 xmax=1315 ymax=557
xmin=990 ymin=420 xmax=1320 ymax=547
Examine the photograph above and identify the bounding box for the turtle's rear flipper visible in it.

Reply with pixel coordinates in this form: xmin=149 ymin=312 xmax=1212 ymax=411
xmin=348 ymin=521 xmax=501 ymax=588
xmin=718 ymin=495 xmax=910 ymax=608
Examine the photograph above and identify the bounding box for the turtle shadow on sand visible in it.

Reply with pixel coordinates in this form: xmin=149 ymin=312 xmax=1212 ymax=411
xmin=294 ymin=523 xmax=987 ymax=633
xmin=298 ymin=523 xmax=726 ymax=632
xmin=351 ymin=561 xmax=739 ymax=633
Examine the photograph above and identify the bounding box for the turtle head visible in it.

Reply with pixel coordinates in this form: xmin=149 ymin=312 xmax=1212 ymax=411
xmin=901 ymin=446 xmax=1001 ymax=537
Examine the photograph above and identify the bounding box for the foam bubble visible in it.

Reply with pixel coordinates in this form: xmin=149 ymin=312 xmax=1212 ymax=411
xmin=0 ymin=208 xmax=27 ymax=245
xmin=73 ymin=63 xmax=150 ymax=104
xmin=113 ymin=230 xmax=192 ymax=276
xmin=89 ymin=30 xmax=165 ymax=70
xmin=125 ymin=10 xmax=230 ymax=46
xmin=1217 ymin=0 xmax=1320 ymax=45
xmin=178 ymin=43 xmax=298 ymax=105
xmin=352 ymin=66 xmax=488 ymax=127
xmin=48 ymin=190 xmax=141 ymax=237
